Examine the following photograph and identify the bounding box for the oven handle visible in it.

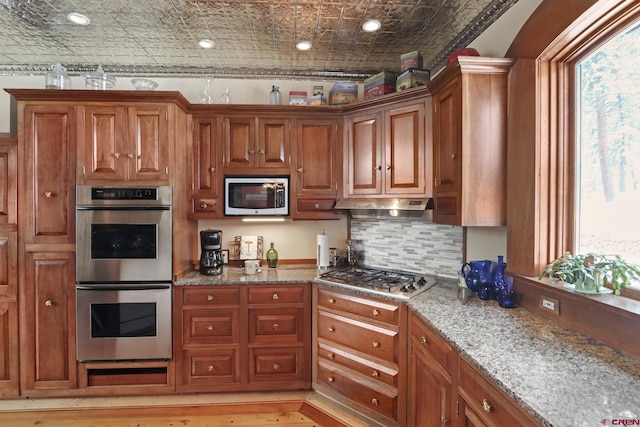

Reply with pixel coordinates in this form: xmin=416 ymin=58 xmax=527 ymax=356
xmin=76 ymin=284 xmax=172 ymax=291
xmin=75 ymin=206 xmax=170 ymax=211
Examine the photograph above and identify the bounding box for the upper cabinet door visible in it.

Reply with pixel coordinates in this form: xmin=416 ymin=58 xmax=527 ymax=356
xmin=385 ymin=102 xmax=427 ymax=195
xmin=0 ymin=140 xmax=17 ymax=225
xmin=223 ymin=117 xmax=255 ymax=169
xmin=127 ymin=104 xmax=169 ymax=181
xmin=258 ymin=118 xmax=290 ymax=169
xmin=346 ymin=112 xmax=382 ymax=196
xmin=193 ymin=117 xmax=219 ymax=198
xmin=296 ymin=118 xmax=338 ymax=196
xmin=81 ymin=105 xmax=127 ymax=181
xmin=24 ymin=105 xmax=76 ymax=244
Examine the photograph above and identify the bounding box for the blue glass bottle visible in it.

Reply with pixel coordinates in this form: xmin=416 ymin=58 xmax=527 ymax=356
xmin=492 ymin=255 xmax=507 ymax=300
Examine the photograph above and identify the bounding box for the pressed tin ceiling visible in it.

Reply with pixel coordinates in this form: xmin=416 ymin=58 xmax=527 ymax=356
xmin=0 ymin=0 xmax=520 ymax=80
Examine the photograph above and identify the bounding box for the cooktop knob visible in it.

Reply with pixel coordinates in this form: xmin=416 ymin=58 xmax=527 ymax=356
xmin=416 ymin=277 xmax=426 ymax=287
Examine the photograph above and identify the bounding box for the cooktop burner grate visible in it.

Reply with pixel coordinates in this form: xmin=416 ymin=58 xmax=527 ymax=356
xmin=317 ymin=266 xmax=433 ymax=298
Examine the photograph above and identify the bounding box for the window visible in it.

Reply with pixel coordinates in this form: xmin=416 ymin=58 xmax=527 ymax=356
xmin=576 ymin=20 xmax=640 ymax=273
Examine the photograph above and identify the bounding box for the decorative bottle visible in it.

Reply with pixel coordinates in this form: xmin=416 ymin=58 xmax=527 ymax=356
xmin=269 ymin=85 xmax=282 ymax=105
xmin=220 ymin=88 xmax=231 ymax=104
xmin=492 ymin=255 xmax=507 ymax=299
xmin=266 ymin=242 xmax=278 ymax=268
xmin=200 ymin=78 xmax=214 ymax=104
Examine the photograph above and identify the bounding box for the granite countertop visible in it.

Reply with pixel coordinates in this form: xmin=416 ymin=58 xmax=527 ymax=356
xmin=175 ymin=265 xmax=640 ymax=426
xmin=410 ymin=280 xmax=640 ymax=427
xmin=174 ymin=264 xmax=320 ymax=285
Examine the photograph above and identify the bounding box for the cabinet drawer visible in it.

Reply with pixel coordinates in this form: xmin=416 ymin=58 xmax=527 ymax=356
xmin=249 ymin=347 xmax=306 ymax=382
xmin=317 ymin=310 xmax=398 ymax=362
xmin=318 ymin=359 xmax=398 ymax=422
xmin=296 ymin=199 xmax=336 ymax=212
xmin=410 ymin=312 xmax=454 ymax=374
xmin=249 ymin=308 xmax=304 ymax=344
xmin=182 ymin=287 xmax=241 ymax=306
xmin=459 ymin=357 xmax=536 ymax=426
xmin=184 ymin=348 xmax=238 ymax=384
xmin=317 ymin=340 xmax=398 ymax=388
xmin=193 ymin=198 xmax=217 ymax=214
xmin=317 ymin=288 xmax=400 ymax=325
xmin=183 ymin=309 xmax=238 ymax=345
xmin=248 ymin=285 xmax=305 ymax=305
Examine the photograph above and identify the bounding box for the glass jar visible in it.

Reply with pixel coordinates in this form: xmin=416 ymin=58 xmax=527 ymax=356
xmin=269 ymin=85 xmax=282 ymax=105
xmin=45 ymin=63 xmax=71 ymax=89
xmin=266 ymin=242 xmax=278 ymax=268
xmin=220 ymin=88 xmax=231 ymax=104
xmin=200 ymin=78 xmax=214 ymax=104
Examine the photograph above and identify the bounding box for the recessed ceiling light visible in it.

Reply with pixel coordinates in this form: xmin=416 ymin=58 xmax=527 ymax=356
xmin=198 ymin=39 xmax=215 ymax=49
xmin=67 ymin=12 xmax=90 ymax=26
xmin=296 ymin=41 xmax=312 ymax=51
xmin=362 ymin=19 xmax=381 ymax=32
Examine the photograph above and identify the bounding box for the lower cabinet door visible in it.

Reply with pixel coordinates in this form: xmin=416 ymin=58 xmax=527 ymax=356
xmin=0 ymin=301 xmax=19 ymax=397
xmin=23 ymin=251 xmax=76 ymax=393
xmin=248 ymin=347 xmax=306 ymax=383
xmin=183 ymin=348 xmax=239 ymax=385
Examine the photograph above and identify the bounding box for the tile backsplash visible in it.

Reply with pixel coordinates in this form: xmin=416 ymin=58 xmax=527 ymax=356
xmin=350 ymin=218 xmax=463 ymax=278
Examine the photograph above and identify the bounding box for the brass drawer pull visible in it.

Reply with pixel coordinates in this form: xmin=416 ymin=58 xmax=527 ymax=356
xmin=371 ymin=370 xmax=379 ymax=377
xmin=208 ymin=365 xmax=215 ymax=372
xmin=200 ymin=202 xmax=208 ymax=209
xmin=421 ymin=336 xmax=428 ymax=345
xmin=328 ymin=353 xmax=335 ymax=359
xmin=206 ymin=325 xmax=214 ymax=331
xmin=273 ymin=363 xmax=280 ymax=371
xmin=373 ymin=309 xmax=380 ymax=316
xmin=208 ymin=167 xmax=215 ymax=173
xmin=441 ymin=417 xmax=449 ymax=425
xmin=328 ymin=327 xmax=335 ymax=332
xmin=45 ymin=191 xmax=54 ymax=198
xmin=45 ymin=300 xmax=52 ymax=307
xmin=482 ymin=399 xmax=493 ymax=413
xmin=372 ymin=341 xmax=380 ymax=348
xmin=272 ymin=293 xmax=279 ymax=300
xmin=328 ymin=376 xmax=335 ymax=382
xmin=328 ymin=298 xmax=335 ymax=304
xmin=207 ymin=295 xmax=214 ymax=301
xmin=272 ymin=323 xmax=279 ymax=330
xmin=371 ymin=398 xmax=379 ymax=406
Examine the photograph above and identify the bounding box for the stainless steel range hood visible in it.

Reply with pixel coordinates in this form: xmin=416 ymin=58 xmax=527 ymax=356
xmin=334 ymin=198 xmax=433 ymax=220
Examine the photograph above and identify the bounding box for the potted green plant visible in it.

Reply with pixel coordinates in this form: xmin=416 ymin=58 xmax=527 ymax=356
xmin=539 ymin=252 xmax=640 ymax=295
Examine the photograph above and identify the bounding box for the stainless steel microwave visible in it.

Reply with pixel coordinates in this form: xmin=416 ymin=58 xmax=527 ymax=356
xmin=224 ymin=176 xmax=289 ymax=216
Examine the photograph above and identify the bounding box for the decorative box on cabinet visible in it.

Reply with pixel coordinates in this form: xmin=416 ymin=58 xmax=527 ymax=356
xmin=343 ymin=88 xmax=432 ymax=198
xmin=313 ymin=285 xmax=407 ymax=426
xmin=428 ymin=57 xmax=514 ymax=226
xmin=79 ymin=103 xmax=170 ymax=183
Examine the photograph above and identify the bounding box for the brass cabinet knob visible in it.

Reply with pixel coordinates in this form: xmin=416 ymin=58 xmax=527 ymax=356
xmin=296 ymin=167 xmax=303 ymax=172
xmin=128 ymin=153 xmax=134 ymax=159
xmin=328 ymin=298 xmax=335 ymax=304
xmin=372 ymin=309 xmax=380 ymax=316
xmin=258 ymin=149 xmax=265 ymax=154
xmin=207 ymin=295 xmax=214 ymax=301
xmin=44 ymin=191 xmax=53 ymax=198
xmin=206 ymin=325 xmax=214 ymax=331
xmin=44 ymin=300 xmax=52 ymax=307
xmin=371 ymin=398 xmax=379 ymax=406
xmin=208 ymin=365 xmax=215 ymax=372
xmin=328 ymin=376 xmax=335 ymax=383
xmin=372 ymin=341 xmax=380 ymax=348
xmin=328 ymin=353 xmax=335 ymax=359
xmin=375 ymin=165 xmax=382 ymax=170
xmin=272 ymin=293 xmax=279 ymax=300
xmin=248 ymin=150 xmax=255 ymax=154
xmin=451 ymin=153 xmax=456 ymax=159
xmin=328 ymin=327 xmax=335 ymax=332
xmin=208 ymin=167 xmax=215 ymax=173
xmin=114 ymin=152 xmax=121 ymax=159
xmin=386 ymin=164 xmax=391 ymax=170
xmin=441 ymin=417 xmax=449 ymax=425
xmin=314 ymin=203 xmax=320 ymax=209
xmin=273 ymin=363 xmax=280 ymax=371
xmin=421 ymin=336 xmax=428 ymax=345
xmin=200 ymin=202 xmax=208 ymax=209
xmin=272 ymin=323 xmax=279 ymax=330
xmin=482 ymin=399 xmax=493 ymax=413
xmin=371 ymin=370 xmax=379 ymax=377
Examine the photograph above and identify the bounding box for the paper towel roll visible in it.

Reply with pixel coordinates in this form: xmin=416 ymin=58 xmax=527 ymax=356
xmin=317 ymin=234 xmax=330 ymax=268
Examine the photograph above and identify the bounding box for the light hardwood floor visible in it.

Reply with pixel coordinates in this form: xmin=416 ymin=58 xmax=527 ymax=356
xmin=0 ymin=392 xmax=372 ymax=427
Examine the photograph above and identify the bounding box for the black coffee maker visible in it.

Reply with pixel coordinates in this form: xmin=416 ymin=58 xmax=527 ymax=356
xmin=199 ymin=229 xmax=223 ymax=276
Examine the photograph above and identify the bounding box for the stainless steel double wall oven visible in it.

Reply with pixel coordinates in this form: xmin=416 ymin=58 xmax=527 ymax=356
xmin=75 ymin=186 xmax=173 ymax=362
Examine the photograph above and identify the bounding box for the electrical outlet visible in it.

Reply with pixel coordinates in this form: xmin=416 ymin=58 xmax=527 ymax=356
xmin=539 ymin=296 xmax=560 ymax=315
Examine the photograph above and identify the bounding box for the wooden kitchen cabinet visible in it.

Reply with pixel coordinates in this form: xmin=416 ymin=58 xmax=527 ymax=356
xmin=313 ymin=285 xmax=407 ymax=426
xmin=222 ymin=116 xmax=290 ymax=170
xmin=428 ymin=56 xmax=514 ymax=226
xmin=0 ymin=300 xmax=19 ymax=397
xmin=407 ymin=312 xmax=455 ymax=427
xmin=79 ymin=103 xmax=169 ymax=183
xmin=344 ymin=89 xmax=432 ymax=198
xmin=175 ymin=284 xmax=310 ymax=392
xmin=191 ymin=116 xmax=221 ymax=217
xmin=22 ymin=252 xmax=77 ymax=394
xmin=294 ymin=117 xmax=342 ymax=219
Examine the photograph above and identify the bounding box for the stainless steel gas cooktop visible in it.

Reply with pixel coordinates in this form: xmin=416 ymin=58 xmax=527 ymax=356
xmin=316 ymin=266 xmax=435 ymax=299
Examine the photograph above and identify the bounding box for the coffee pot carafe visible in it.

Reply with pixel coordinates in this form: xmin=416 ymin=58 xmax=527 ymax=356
xmin=200 ymin=229 xmax=223 ymax=276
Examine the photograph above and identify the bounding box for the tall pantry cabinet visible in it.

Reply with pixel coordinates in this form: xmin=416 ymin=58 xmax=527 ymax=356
xmin=0 ymin=134 xmax=18 ymax=397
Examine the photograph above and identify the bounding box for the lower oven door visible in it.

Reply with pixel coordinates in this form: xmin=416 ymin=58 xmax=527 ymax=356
xmin=76 ymin=284 xmax=172 ymax=362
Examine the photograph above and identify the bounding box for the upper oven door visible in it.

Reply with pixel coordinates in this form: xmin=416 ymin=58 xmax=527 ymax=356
xmin=76 ymin=207 xmax=172 ymax=282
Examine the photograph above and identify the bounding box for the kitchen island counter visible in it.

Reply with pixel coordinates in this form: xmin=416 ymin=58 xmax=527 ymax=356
xmin=410 ymin=280 xmax=640 ymax=427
